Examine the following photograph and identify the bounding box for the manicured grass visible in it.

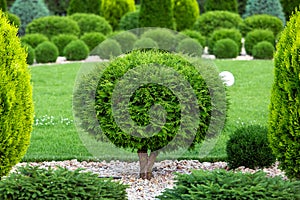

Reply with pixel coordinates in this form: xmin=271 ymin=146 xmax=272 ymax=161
xmin=23 ymin=59 xmax=274 ymax=162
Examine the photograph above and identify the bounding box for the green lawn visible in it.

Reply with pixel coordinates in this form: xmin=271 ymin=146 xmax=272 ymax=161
xmin=23 ymin=59 xmax=274 ymax=162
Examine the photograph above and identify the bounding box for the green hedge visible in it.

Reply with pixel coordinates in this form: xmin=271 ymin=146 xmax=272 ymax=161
xmin=20 ymin=33 xmax=49 ymax=49
xmin=213 ymin=38 xmax=239 ymax=58
xmin=64 ymin=40 xmax=89 ymax=61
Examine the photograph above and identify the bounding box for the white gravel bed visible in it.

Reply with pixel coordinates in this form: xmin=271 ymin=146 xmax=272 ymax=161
xmin=11 ymin=160 xmax=286 ymax=200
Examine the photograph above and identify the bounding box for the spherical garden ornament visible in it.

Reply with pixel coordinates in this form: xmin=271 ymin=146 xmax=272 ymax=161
xmin=0 ymin=10 xmax=34 ymax=178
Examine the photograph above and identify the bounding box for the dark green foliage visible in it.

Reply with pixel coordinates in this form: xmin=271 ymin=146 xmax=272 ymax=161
xmin=133 ymin=37 xmax=158 ymax=49
xmin=63 ymin=40 xmax=89 ymax=61
xmin=181 ymin=30 xmax=206 ymax=47
xmin=69 ymin=13 xmax=112 ymax=36
xmin=110 ymin=31 xmax=138 ymax=53
xmin=51 ymin=34 xmax=78 ymax=56
xmin=5 ymin=12 xmax=20 ymax=27
xmin=20 ymin=33 xmax=49 ymax=49
xmin=244 ymin=29 xmax=275 ymax=55
xmin=240 ymin=14 xmax=284 ymax=37
xmin=213 ymin=38 xmax=239 ymax=58
xmin=0 ymin=0 xmax=7 ymax=11
xmin=158 ymin=169 xmax=300 ymax=199
xmin=67 ymin=0 xmax=101 ymax=15
xmin=26 ymin=16 xmax=80 ymax=39
xmin=22 ymin=43 xmax=35 ymax=65
xmin=269 ymin=10 xmax=300 ymax=180
xmin=174 ymin=0 xmax=199 ymax=31
xmin=80 ymin=32 xmax=106 ymax=51
xmin=280 ymin=0 xmax=300 ymax=20
xmin=237 ymin=0 xmax=247 ymax=15
xmin=176 ymin=38 xmax=203 ymax=57
xmin=243 ymin=0 xmax=286 ymax=25
xmin=208 ymin=28 xmax=242 ymax=54
xmin=204 ymin=0 xmax=238 ymax=13
xmin=253 ymin=41 xmax=275 ymax=59
xmin=139 ymin=0 xmax=175 ymax=29
xmin=0 ymin=166 xmax=128 ymax=199
xmin=92 ymin=39 xmax=122 ymax=59
xmin=119 ymin=11 xmax=139 ymax=30
xmin=101 ymin=0 xmax=136 ymax=30
xmin=193 ymin=11 xmax=243 ymax=37
xmin=45 ymin=0 xmax=70 ymax=15
xmin=7 ymin=0 xmax=13 ymax=7
xmin=196 ymin=0 xmax=205 ymax=13
xmin=9 ymin=0 xmax=50 ymax=36
xmin=0 ymin=11 xmax=33 ymax=178
xmin=141 ymin=29 xmax=176 ymax=51
xmin=226 ymin=125 xmax=276 ymax=169
xmin=35 ymin=41 xmax=59 ymax=63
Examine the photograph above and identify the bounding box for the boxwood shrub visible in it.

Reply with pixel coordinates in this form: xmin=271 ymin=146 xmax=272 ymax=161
xmin=158 ymin=169 xmax=300 ymax=199
xmin=252 ymin=41 xmax=275 ymax=59
xmin=26 ymin=16 xmax=80 ymax=39
xmin=119 ymin=11 xmax=140 ymax=30
xmin=110 ymin=31 xmax=138 ymax=53
xmin=181 ymin=29 xmax=206 ymax=47
xmin=91 ymin=39 xmax=122 ymax=59
xmin=133 ymin=37 xmax=159 ymax=50
xmin=63 ymin=40 xmax=89 ymax=61
xmin=51 ymin=34 xmax=78 ymax=56
xmin=176 ymin=38 xmax=203 ymax=57
xmin=244 ymin=29 xmax=275 ymax=55
xmin=20 ymin=33 xmax=49 ymax=49
xmin=80 ymin=32 xmax=106 ymax=51
xmin=141 ymin=28 xmax=176 ymax=51
xmin=213 ymin=38 xmax=239 ymax=59
xmin=35 ymin=41 xmax=59 ymax=63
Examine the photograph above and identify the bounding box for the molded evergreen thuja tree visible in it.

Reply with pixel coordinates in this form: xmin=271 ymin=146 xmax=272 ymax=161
xmin=173 ymin=0 xmax=199 ymax=31
xmin=204 ymin=0 xmax=238 ymax=13
xmin=269 ymin=9 xmax=300 ymax=180
xmin=0 ymin=10 xmax=34 ymax=178
xmin=139 ymin=0 xmax=175 ymax=29
xmin=67 ymin=0 xmax=101 ymax=15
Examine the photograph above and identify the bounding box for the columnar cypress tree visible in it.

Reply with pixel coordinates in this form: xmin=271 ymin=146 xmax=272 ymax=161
xmin=0 ymin=0 xmax=7 ymax=12
xmin=280 ymin=0 xmax=300 ymax=20
xmin=204 ymin=0 xmax=238 ymax=13
xmin=67 ymin=0 xmax=101 ymax=15
xmin=243 ymin=0 xmax=286 ymax=24
xmin=139 ymin=0 xmax=175 ymax=29
xmin=173 ymin=0 xmax=199 ymax=31
xmin=269 ymin=10 xmax=300 ymax=180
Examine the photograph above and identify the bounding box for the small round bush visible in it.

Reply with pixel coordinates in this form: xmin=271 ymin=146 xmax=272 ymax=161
xmin=181 ymin=30 xmax=206 ymax=47
xmin=193 ymin=11 xmax=243 ymax=37
xmin=35 ymin=41 xmax=59 ymax=63
xmin=69 ymin=13 xmax=112 ymax=36
xmin=119 ymin=11 xmax=140 ymax=30
xmin=226 ymin=125 xmax=276 ymax=169
xmin=80 ymin=32 xmax=106 ymax=51
xmin=208 ymin=28 xmax=242 ymax=54
xmin=252 ymin=41 xmax=274 ymax=59
xmin=133 ymin=37 xmax=159 ymax=50
xmin=26 ymin=16 xmax=80 ymax=39
xmin=92 ymin=39 xmax=122 ymax=59
xmin=244 ymin=29 xmax=275 ymax=55
xmin=176 ymin=38 xmax=203 ymax=57
xmin=22 ymin=44 xmax=35 ymax=65
xmin=0 ymin=11 xmax=33 ymax=178
xmin=240 ymin=14 xmax=283 ymax=37
xmin=20 ymin=33 xmax=49 ymax=49
xmin=63 ymin=40 xmax=89 ymax=61
xmin=0 ymin=166 xmax=128 ymax=199
xmin=173 ymin=0 xmax=199 ymax=31
xmin=213 ymin=38 xmax=239 ymax=59
xmin=6 ymin=12 xmax=20 ymax=27
xmin=51 ymin=34 xmax=78 ymax=56
xmin=141 ymin=28 xmax=176 ymax=51
xmin=110 ymin=31 xmax=138 ymax=53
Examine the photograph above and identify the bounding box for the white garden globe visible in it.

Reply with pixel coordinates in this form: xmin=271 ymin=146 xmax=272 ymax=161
xmin=219 ymin=71 xmax=235 ymax=86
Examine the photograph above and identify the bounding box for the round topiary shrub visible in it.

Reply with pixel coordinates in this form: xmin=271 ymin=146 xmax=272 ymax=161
xmin=252 ymin=41 xmax=274 ymax=59
xmin=51 ymin=34 xmax=78 ymax=56
xmin=101 ymin=0 xmax=136 ymax=30
xmin=0 ymin=11 xmax=34 ymax=178
xmin=67 ymin=0 xmax=101 ymax=16
xmin=204 ymin=0 xmax=238 ymax=13
xmin=92 ymin=39 xmax=122 ymax=59
xmin=193 ymin=11 xmax=243 ymax=37
xmin=176 ymin=38 xmax=203 ymax=57
xmin=133 ymin=37 xmax=159 ymax=50
xmin=226 ymin=125 xmax=276 ymax=169
xmin=80 ymin=32 xmax=106 ymax=51
xmin=208 ymin=28 xmax=242 ymax=54
xmin=63 ymin=40 xmax=89 ymax=61
xmin=26 ymin=16 xmax=80 ymax=39
xmin=110 ymin=31 xmax=138 ymax=53
xmin=69 ymin=13 xmax=112 ymax=36
xmin=244 ymin=29 xmax=275 ymax=55
xmin=9 ymin=0 xmax=50 ymax=35
xmin=35 ymin=41 xmax=59 ymax=63
xmin=181 ymin=30 xmax=206 ymax=47
xmin=20 ymin=33 xmax=49 ymax=49
xmin=22 ymin=43 xmax=35 ymax=65
xmin=141 ymin=28 xmax=176 ymax=51
xmin=173 ymin=0 xmax=199 ymax=31
xmin=119 ymin=10 xmax=140 ymax=30
xmin=240 ymin=14 xmax=283 ymax=37
xmin=269 ymin=9 xmax=300 ymax=180
xmin=6 ymin=12 xmax=20 ymax=27
xmin=213 ymin=38 xmax=239 ymax=59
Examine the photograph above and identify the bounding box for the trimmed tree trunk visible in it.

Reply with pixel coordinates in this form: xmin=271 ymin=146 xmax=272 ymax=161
xmin=137 ymin=150 xmax=158 ymax=180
